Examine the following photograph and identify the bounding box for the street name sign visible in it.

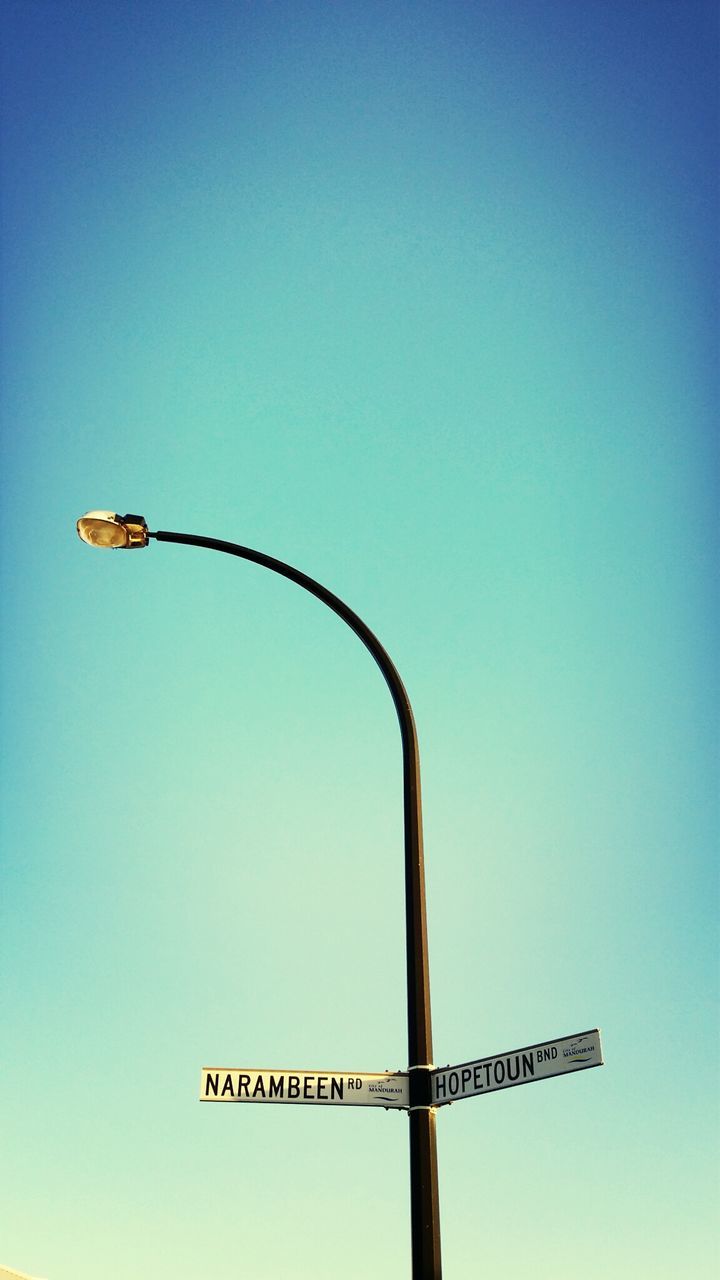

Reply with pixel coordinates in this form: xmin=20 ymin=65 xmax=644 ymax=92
xmin=200 ymin=1030 xmax=602 ymax=1113
xmin=200 ymin=1067 xmax=409 ymax=1108
xmin=431 ymin=1028 xmax=603 ymax=1106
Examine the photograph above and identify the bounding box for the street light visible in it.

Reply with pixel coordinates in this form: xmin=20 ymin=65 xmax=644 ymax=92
xmin=76 ymin=511 xmax=149 ymax=548
xmin=77 ymin=511 xmax=443 ymax=1279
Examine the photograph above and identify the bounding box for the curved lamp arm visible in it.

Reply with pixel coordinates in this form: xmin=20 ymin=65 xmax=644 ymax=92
xmin=151 ymin=528 xmax=434 ymax=1073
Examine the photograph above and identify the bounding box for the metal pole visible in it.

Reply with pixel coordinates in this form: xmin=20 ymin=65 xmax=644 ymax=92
xmin=151 ymin=529 xmax=442 ymax=1278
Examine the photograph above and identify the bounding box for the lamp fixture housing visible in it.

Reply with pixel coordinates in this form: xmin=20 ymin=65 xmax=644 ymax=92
xmin=76 ymin=511 xmax=149 ymax=549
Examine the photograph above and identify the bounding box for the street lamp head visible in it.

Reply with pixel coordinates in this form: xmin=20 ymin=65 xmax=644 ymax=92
xmin=76 ymin=511 xmax=149 ymax=549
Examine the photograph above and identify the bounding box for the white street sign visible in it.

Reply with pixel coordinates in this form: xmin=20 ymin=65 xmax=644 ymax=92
xmin=432 ymin=1028 xmax=603 ymax=1106
xmin=200 ymin=1067 xmax=409 ymax=1108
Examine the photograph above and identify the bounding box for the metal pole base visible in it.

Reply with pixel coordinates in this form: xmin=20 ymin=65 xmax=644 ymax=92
xmin=409 ymin=1108 xmax=442 ymax=1279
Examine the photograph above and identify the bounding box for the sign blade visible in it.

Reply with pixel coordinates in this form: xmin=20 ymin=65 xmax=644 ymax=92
xmin=432 ymin=1028 xmax=603 ymax=1107
xmin=200 ymin=1067 xmax=409 ymax=1108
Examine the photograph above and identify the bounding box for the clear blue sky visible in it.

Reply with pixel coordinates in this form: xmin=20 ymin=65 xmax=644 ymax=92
xmin=1 ymin=3 xmax=717 ymax=1277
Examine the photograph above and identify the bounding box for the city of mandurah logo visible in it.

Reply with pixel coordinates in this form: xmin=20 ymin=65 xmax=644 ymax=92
xmin=368 ymin=1081 xmax=405 ymax=1099
xmin=562 ymin=1035 xmax=598 ymax=1065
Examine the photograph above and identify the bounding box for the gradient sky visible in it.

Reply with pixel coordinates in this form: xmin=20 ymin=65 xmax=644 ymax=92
xmin=1 ymin=3 xmax=717 ymax=1278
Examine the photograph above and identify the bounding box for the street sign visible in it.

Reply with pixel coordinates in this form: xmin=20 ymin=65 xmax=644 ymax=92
xmin=432 ymin=1028 xmax=603 ymax=1106
xmin=200 ymin=1067 xmax=409 ymax=1108
xmin=200 ymin=1029 xmax=603 ymax=1112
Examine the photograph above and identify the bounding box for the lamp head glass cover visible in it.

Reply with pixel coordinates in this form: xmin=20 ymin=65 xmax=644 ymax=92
xmin=76 ymin=511 xmax=149 ymax=548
